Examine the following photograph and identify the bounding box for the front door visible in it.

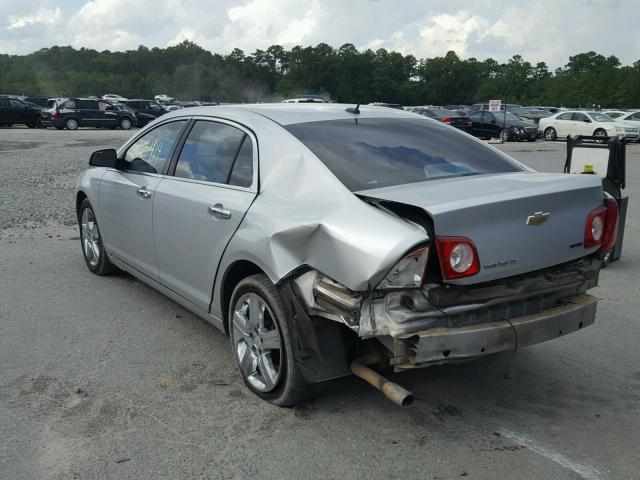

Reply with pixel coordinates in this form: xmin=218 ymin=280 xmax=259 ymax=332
xmin=153 ymin=119 xmax=257 ymax=311
xmin=98 ymin=120 xmax=187 ymax=280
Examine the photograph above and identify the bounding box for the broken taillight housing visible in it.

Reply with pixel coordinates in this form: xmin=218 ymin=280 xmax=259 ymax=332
xmin=584 ymin=200 xmax=618 ymax=252
xmin=377 ymin=245 xmax=430 ymax=290
xmin=435 ymin=236 xmax=480 ymax=280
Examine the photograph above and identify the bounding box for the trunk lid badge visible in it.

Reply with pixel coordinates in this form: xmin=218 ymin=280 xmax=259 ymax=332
xmin=526 ymin=211 xmax=550 ymax=225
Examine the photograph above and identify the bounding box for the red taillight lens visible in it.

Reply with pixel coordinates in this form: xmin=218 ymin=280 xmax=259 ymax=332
xmin=435 ymin=237 xmax=480 ymax=280
xmin=584 ymin=200 xmax=618 ymax=252
xmin=441 ymin=117 xmax=451 ymax=123
xmin=52 ymin=110 xmax=59 ymax=118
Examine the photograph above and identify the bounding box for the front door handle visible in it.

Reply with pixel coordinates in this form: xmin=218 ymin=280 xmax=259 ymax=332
xmin=208 ymin=203 xmax=231 ymax=219
xmin=136 ymin=187 xmax=152 ymax=199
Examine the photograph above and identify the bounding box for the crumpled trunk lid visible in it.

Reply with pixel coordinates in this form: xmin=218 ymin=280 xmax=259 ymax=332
xmin=357 ymin=172 xmax=604 ymax=285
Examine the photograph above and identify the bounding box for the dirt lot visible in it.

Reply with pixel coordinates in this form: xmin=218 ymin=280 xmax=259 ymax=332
xmin=1 ymin=127 xmax=639 ymax=480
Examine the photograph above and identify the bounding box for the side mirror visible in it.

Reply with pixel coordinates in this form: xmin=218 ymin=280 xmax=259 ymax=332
xmin=89 ymin=149 xmax=118 ymax=168
xmin=583 ymin=119 xmax=590 ymax=123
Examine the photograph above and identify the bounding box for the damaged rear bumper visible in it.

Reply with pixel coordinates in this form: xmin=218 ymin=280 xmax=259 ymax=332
xmin=390 ymin=294 xmax=596 ymax=369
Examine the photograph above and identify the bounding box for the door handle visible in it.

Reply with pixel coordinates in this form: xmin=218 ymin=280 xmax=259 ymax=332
xmin=208 ymin=203 xmax=231 ymax=219
xmin=136 ymin=187 xmax=152 ymax=199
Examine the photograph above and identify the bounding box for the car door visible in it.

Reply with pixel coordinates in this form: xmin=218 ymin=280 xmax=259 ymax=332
xmin=153 ymin=119 xmax=258 ymax=311
xmin=0 ymin=97 xmax=11 ymax=123
xmin=98 ymin=120 xmax=188 ymax=280
xmin=572 ymin=112 xmax=592 ymax=136
xmin=99 ymin=101 xmax=118 ymax=127
xmin=469 ymin=111 xmax=484 ymax=137
xmin=7 ymin=98 xmax=29 ymax=123
xmin=553 ymin=112 xmax=573 ymax=137
xmin=625 ymin=112 xmax=640 ymax=128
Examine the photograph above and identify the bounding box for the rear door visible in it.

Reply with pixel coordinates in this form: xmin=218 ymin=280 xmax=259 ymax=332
xmin=0 ymin=97 xmax=11 ymax=123
xmin=75 ymin=99 xmax=100 ymax=127
xmin=98 ymin=100 xmax=118 ymax=127
xmin=153 ymin=119 xmax=257 ymax=311
xmin=98 ymin=120 xmax=187 ymax=279
xmin=572 ymin=112 xmax=592 ymax=136
xmin=554 ymin=112 xmax=574 ymax=137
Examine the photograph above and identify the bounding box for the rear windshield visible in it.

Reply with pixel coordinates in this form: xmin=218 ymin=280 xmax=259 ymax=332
xmin=285 ymin=118 xmax=524 ymax=191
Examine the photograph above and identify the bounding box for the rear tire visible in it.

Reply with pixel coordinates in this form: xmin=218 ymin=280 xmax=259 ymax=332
xmin=544 ymin=127 xmax=557 ymax=141
xmin=119 ymin=118 xmax=132 ymax=130
xmin=78 ymin=199 xmax=117 ymax=275
xmin=229 ymin=274 xmax=321 ymax=406
xmin=65 ymin=118 xmax=79 ymax=130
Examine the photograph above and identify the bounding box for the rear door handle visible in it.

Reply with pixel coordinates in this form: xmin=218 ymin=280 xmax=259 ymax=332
xmin=208 ymin=203 xmax=231 ymax=219
xmin=137 ymin=187 xmax=152 ymax=199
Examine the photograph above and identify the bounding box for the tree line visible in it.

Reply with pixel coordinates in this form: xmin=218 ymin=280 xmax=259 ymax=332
xmin=1 ymin=41 xmax=638 ymax=107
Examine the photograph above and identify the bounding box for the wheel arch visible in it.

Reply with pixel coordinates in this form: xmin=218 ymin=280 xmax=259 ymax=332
xmin=76 ymin=191 xmax=88 ymax=218
xmin=220 ymin=259 xmax=265 ymax=335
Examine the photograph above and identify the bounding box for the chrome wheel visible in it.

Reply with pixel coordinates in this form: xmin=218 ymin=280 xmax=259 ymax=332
xmin=231 ymin=292 xmax=282 ymax=392
xmin=81 ymin=208 xmax=101 ymax=267
xmin=66 ymin=118 xmax=78 ymax=130
xmin=120 ymin=118 xmax=132 ymax=130
xmin=500 ymin=128 xmax=509 ymax=142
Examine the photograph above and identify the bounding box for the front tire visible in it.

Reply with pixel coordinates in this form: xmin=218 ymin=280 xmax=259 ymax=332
xmin=544 ymin=127 xmax=557 ymax=141
xmin=229 ymin=274 xmax=319 ymax=406
xmin=78 ymin=199 xmax=117 ymax=275
xmin=594 ymin=128 xmax=608 ymax=144
xmin=119 ymin=118 xmax=132 ymax=130
xmin=499 ymin=128 xmax=510 ymax=142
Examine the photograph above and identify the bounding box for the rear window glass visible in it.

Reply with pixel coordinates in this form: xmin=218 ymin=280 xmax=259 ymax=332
xmin=285 ymin=118 xmax=524 ymax=191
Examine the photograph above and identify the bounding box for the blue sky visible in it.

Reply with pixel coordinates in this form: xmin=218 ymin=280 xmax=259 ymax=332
xmin=1 ymin=0 xmax=638 ymax=67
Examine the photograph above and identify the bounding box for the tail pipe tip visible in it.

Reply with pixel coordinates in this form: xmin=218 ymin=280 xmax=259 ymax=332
xmin=350 ymin=351 xmax=415 ymax=407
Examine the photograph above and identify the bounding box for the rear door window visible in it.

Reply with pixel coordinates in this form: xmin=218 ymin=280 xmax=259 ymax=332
xmin=173 ymin=121 xmax=247 ymax=184
xmin=122 ymin=120 xmax=186 ymax=174
xmin=557 ymin=112 xmax=573 ymax=120
xmin=285 ymin=117 xmax=524 ymax=191
xmin=76 ymin=100 xmax=97 ymax=110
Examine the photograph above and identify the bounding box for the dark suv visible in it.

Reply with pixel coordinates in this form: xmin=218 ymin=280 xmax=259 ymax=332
xmin=0 ymin=96 xmax=43 ymax=128
xmin=41 ymin=98 xmax=136 ymax=130
xmin=122 ymin=99 xmax=167 ymax=118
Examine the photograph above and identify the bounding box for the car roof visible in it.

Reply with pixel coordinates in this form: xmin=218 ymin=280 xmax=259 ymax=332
xmin=161 ymin=103 xmax=417 ymax=126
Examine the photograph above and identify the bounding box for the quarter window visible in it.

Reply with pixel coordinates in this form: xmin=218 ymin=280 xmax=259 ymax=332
xmin=174 ymin=121 xmax=250 ymax=185
xmin=123 ymin=120 xmax=186 ymax=174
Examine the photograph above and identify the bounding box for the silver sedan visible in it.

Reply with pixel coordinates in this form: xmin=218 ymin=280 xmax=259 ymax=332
xmin=76 ymin=104 xmax=617 ymax=406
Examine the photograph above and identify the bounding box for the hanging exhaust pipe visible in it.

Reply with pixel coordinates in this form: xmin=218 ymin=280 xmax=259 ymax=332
xmin=350 ymin=351 xmax=415 ymax=407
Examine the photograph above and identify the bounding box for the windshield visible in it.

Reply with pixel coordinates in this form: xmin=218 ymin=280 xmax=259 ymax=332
xmin=285 ymin=117 xmax=524 ymax=191
xmin=491 ymin=112 xmax=522 ymax=123
xmin=589 ymin=112 xmax=614 ymax=122
xmin=506 ymin=106 xmax=531 ymax=116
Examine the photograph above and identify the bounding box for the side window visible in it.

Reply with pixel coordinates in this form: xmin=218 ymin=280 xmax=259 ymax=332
xmin=557 ymin=112 xmax=573 ymax=120
xmin=0 ymin=98 xmax=8 ymax=107
xmin=228 ymin=136 xmax=254 ymax=187
xmin=76 ymin=100 xmax=98 ymax=110
xmin=123 ymin=120 xmax=186 ymax=174
xmin=62 ymin=100 xmax=76 ymax=109
xmin=470 ymin=112 xmax=482 ymax=120
xmin=9 ymin=99 xmax=24 ymax=109
xmin=174 ymin=121 xmax=246 ymax=184
xmin=572 ymin=113 xmax=587 ymax=122
xmin=629 ymin=113 xmax=640 ymax=121
xmin=97 ymin=101 xmax=110 ymax=111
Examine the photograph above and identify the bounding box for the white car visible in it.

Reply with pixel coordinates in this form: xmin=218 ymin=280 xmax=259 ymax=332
xmin=612 ymin=111 xmax=640 ymax=141
xmin=102 ymin=94 xmax=128 ymax=103
xmin=602 ymin=110 xmax=627 ymax=119
xmin=154 ymin=94 xmax=175 ymax=103
xmin=539 ymin=110 xmax=639 ymax=142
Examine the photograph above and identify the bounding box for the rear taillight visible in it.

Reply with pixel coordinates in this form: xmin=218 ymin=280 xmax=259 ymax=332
xmin=435 ymin=237 xmax=480 ymax=280
xmin=441 ymin=117 xmax=451 ymax=123
xmin=584 ymin=200 xmax=618 ymax=252
xmin=377 ymin=245 xmax=430 ymax=290
xmin=52 ymin=110 xmax=59 ymax=118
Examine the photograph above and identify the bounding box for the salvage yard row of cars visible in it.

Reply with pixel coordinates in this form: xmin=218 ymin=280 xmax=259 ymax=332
xmin=77 ymin=103 xmax=619 ymax=406
xmin=1 ymin=93 xmax=639 ymax=142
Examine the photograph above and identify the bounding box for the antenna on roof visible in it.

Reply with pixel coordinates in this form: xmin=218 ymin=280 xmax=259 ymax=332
xmin=346 ymin=103 xmax=360 ymax=114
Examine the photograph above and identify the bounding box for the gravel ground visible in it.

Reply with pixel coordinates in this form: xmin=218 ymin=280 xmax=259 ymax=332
xmin=1 ymin=127 xmax=639 ymax=480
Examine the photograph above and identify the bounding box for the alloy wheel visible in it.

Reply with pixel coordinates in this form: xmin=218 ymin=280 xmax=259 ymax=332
xmin=120 ymin=118 xmax=132 ymax=130
xmin=81 ymin=208 xmax=101 ymax=267
xmin=66 ymin=118 xmax=78 ymax=130
xmin=231 ymin=292 xmax=282 ymax=392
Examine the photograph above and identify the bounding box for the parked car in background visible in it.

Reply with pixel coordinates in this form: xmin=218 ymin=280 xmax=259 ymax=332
xmin=526 ymin=106 xmax=561 ymax=114
xmin=368 ymin=102 xmax=404 ymax=109
xmin=612 ymin=111 xmax=640 ymax=141
xmin=23 ymin=96 xmax=51 ymax=107
xmin=41 ymin=98 xmax=136 ymax=130
xmin=164 ymin=104 xmax=183 ymax=112
xmin=602 ymin=111 xmax=627 ymax=119
xmin=539 ymin=111 xmax=638 ymax=142
xmin=77 ymin=104 xmax=616 ymax=406
xmin=0 ymin=96 xmax=43 ymax=128
xmin=469 ymin=104 xmax=545 ymax=124
xmin=112 ymin=104 xmax=154 ymax=127
xmin=444 ymin=104 xmax=471 ymax=115
xmin=407 ymin=107 xmax=472 ymax=133
xmin=468 ymin=110 xmax=539 ymax=141
xmin=123 ymin=99 xmax=167 ymax=117
xmin=282 ymin=98 xmax=327 ymax=103
xmin=526 ymin=108 xmax=554 ymax=118
xmin=102 ymin=94 xmax=128 ymax=103
xmin=154 ymin=94 xmax=174 ymax=103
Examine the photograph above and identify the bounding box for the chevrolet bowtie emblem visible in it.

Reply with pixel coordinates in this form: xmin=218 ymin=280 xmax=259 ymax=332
xmin=526 ymin=211 xmax=550 ymax=226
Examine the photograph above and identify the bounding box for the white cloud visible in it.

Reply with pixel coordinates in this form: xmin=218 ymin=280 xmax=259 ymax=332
xmin=6 ymin=6 xmax=62 ymax=30
xmin=0 ymin=0 xmax=638 ymax=67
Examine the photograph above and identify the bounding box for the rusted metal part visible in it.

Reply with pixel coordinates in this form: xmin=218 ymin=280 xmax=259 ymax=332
xmin=350 ymin=351 xmax=415 ymax=407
